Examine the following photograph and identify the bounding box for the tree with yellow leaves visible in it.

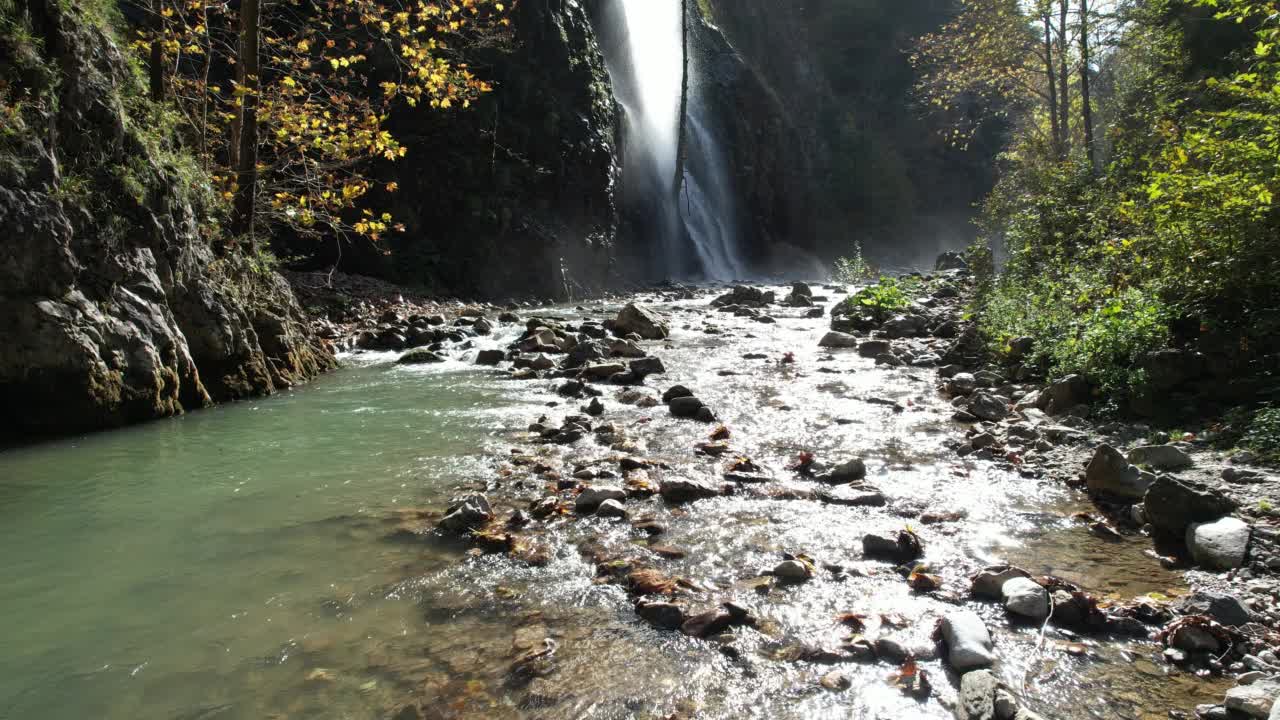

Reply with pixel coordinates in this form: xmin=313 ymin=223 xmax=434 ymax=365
xmin=135 ymin=0 xmax=513 ymax=248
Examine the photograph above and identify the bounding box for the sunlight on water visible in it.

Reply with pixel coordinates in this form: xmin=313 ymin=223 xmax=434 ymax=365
xmin=0 ymin=296 xmax=1229 ymax=718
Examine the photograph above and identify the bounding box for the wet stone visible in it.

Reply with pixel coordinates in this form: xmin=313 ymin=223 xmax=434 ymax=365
xmin=940 ymin=610 xmax=995 ymax=671
xmin=958 ymin=669 xmax=998 ymax=720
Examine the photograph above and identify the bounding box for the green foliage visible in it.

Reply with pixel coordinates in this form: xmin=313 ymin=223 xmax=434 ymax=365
xmin=838 ymin=276 xmax=913 ymax=322
xmin=962 ymin=0 xmax=1280 ymax=400
xmin=831 ymin=241 xmax=874 ymax=284
xmin=1242 ymin=405 xmax=1280 ymax=463
xmin=983 ymin=269 xmax=1171 ymax=391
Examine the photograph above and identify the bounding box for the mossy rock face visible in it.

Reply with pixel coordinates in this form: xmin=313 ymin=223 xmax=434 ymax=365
xmin=0 ymin=0 xmax=334 ymax=440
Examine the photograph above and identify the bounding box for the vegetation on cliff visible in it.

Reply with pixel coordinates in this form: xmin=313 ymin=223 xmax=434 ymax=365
xmin=914 ymin=0 xmax=1280 ymax=425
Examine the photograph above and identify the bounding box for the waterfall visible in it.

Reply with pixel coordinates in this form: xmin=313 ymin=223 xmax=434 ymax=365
xmin=604 ymin=0 xmax=747 ymax=282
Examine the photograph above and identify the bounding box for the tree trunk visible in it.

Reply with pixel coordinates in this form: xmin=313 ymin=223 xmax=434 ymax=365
xmin=1079 ymin=0 xmax=1096 ymax=169
xmin=1043 ymin=14 xmax=1061 ymax=156
xmin=1058 ymin=0 xmax=1070 ymax=152
xmin=673 ymin=0 xmax=689 ymax=202
xmin=231 ymin=0 xmax=261 ymax=246
xmin=149 ymin=0 xmax=164 ymax=101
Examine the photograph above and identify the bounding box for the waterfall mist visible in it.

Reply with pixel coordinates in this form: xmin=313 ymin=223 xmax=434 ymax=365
xmin=600 ymin=0 xmax=747 ymax=283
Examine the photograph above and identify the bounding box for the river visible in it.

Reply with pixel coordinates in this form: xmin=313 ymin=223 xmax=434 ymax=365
xmin=0 ymin=287 xmax=1230 ymax=719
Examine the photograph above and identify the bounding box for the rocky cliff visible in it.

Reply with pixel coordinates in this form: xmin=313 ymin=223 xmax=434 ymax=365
xmin=294 ymin=0 xmax=621 ymax=301
xmin=0 ymin=0 xmax=334 ymax=439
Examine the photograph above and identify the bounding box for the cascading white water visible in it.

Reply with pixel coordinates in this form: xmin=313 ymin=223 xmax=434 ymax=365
xmin=614 ymin=0 xmax=746 ymax=282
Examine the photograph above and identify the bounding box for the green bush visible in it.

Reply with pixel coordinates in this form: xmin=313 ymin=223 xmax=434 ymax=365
xmin=831 ymin=241 xmax=874 ymax=284
xmin=837 ymin=276 xmax=913 ymax=322
xmin=1242 ymin=405 xmax=1280 ymax=463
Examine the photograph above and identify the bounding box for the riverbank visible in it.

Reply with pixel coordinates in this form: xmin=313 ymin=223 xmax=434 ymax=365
xmin=370 ymin=269 xmax=1278 ymax=718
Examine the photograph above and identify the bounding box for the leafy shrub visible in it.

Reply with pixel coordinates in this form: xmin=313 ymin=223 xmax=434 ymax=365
xmin=837 ymin=276 xmax=913 ymax=322
xmin=832 ymin=241 xmax=875 ymax=284
xmin=1242 ymin=405 xmax=1280 ymax=463
xmin=981 ymin=268 xmax=1170 ymax=392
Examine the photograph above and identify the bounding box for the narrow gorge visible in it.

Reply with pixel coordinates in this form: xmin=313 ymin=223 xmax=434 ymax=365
xmin=2 ymin=0 xmax=1278 ymax=719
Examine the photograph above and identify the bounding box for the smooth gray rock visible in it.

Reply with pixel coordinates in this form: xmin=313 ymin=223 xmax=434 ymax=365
xmin=1002 ymin=577 xmax=1051 ymax=620
xmin=574 ymin=486 xmax=627 ymax=512
xmin=1085 ymin=444 xmax=1151 ymax=500
xmin=971 ymin=566 xmax=1032 ymax=600
xmin=818 ymin=331 xmax=860 ymax=348
xmin=594 ymin=498 xmax=627 ymax=518
xmin=1188 ymin=517 xmax=1251 ymax=570
xmin=940 ymin=610 xmax=995 ymax=671
xmin=1128 ymin=444 xmax=1193 ymax=470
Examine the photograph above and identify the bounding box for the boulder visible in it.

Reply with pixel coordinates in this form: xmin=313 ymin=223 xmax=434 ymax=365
xmin=1045 ymin=374 xmax=1090 ymax=414
xmin=823 ymin=458 xmax=867 ymax=483
xmin=1225 ymin=677 xmax=1280 ymax=718
xmin=440 ymin=494 xmax=493 ymax=533
xmin=659 ymin=478 xmax=721 ymax=503
xmin=1141 ymin=349 xmax=1206 ymax=391
xmin=819 ymin=485 xmax=887 ymax=507
xmin=958 ymin=669 xmax=998 ymax=720
xmin=595 ymin=499 xmax=628 ymax=518
xmin=939 ymin=610 xmax=995 ymax=671
xmin=636 ymin=601 xmax=687 ymax=630
xmin=971 ymin=566 xmax=1032 ymax=600
xmin=1177 ymin=592 xmax=1254 ymax=627
xmin=858 ymin=340 xmax=892 ymax=358
xmin=773 ymin=559 xmax=814 ymax=581
xmin=1188 ymin=517 xmax=1251 ymax=570
xmin=397 ymin=348 xmax=446 ymax=364
xmin=1143 ymin=475 xmax=1237 ymax=536
xmin=475 ymin=349 xmax=506 ymax=366
xmin=882 ymin=314 xmax=928 ymax=339
xmin=1085 ymin=444 xmax=1152 ymax=500
xmin=1128 ymin=444 xmax=1193 ymax=470
xmin=613 ymin=303 xmax=669 ymax=340
xmin=936 ymin=251 xmax=968 ymax=271
xmin=575 ymin=486 xmax=627 ymax=513
xmin=629 ymin=357 xmax=666 ymax=378
xmin=862 ymin=530 xmax=923 ymax=563
xmin=818 ymin=331 xmax=860 ymax=348
xmin=668 ymin=396 xmax=705 ymax=418
xmin=969 ymin=392 xmax=1009 ymax=422
xmin=1001 ymin=577 xmax=1050 ymax=621
xmin=662 ymin=385 xmax=695 ymax=402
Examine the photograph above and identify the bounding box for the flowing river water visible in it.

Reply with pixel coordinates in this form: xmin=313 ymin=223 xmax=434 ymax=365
xmin=0 ymin=287 xmax=1232 ymax=719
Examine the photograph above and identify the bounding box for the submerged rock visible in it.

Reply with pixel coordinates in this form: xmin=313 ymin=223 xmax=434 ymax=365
xmin=397 ymin=348 xmax=446 ymax=364
xmin=862 ymin=530 xmax=923 ymax=563
xmin=659 ymin=478 xmax=721 ymax=503
xmin=440 ymin=494 xmax=493 ymax=533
